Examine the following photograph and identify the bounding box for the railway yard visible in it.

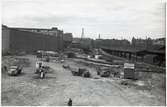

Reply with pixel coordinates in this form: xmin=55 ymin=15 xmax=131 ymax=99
xmin=1 ymin=51 xmax=166 ymax=106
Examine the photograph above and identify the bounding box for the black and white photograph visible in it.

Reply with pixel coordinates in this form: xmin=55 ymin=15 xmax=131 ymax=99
xmin=1 ymin=0 xmax=166 ymax=106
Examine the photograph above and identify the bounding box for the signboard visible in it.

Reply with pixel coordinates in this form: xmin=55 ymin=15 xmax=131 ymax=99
xmin=124 ymin=63 xmax=135 ymax=69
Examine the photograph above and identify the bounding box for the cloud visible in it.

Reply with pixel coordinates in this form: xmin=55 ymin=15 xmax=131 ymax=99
xmin=2 ymin=0 xmax=165 ymax=40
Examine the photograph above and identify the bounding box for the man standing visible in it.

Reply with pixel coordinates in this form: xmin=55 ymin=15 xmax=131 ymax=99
xmin=68 ymin=98 xmax=72 ymax=106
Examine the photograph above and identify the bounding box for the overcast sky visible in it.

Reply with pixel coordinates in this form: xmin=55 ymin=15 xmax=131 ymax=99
xmin=2 ymin=0 xmax=166 ymax=40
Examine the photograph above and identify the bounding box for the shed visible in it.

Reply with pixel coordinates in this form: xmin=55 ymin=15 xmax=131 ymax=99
xmin=124 ymin=63 xmax=135 ymax=79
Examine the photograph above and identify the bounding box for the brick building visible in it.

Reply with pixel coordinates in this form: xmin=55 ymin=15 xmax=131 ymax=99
xmin=63 ymin=33 xmax=73 ymax=48
xmin=131 ymin=37 xmax=151 ymax=49
xmin=2 ymin=25 xmax=73 ymax=54
xmin=94 ymin=39 xmax=130 ymax=49
xmin=152 ymin=38 xmax=165 ymax=46
xmin=132 ymin=37 xmax=165 ymax=50
xmin=2 ymin=25 xmax=10 ymax=54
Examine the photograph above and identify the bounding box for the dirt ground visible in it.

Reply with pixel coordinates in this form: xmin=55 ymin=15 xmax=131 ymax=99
xmin=1 ymin=55 xmax=166 ymax=106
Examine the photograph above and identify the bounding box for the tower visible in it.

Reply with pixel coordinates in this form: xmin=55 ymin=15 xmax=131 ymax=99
xmin=98 ymin=34 xmax=100 ymax=39
xmin=81 ymin=28 xmax=84 ymax=40
xmin=81 ymin=28 xmax=84 ymax=39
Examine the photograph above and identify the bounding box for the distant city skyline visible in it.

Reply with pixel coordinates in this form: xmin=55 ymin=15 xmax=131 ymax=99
xmin=2 ymin=0 xmax=166 ymax=41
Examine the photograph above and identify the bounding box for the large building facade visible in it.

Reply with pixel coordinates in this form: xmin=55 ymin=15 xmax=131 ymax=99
xmin=2 ymin=25 xmax=10 ymax=54
xmin=94 ymin=39 xmax=131 ymax=49
xmin=63 ymin=33 xmax=73 ymax=48
xmin=132 ymin=37 xmax=165 ymax=50
xmin=2 ymin=25 xmax=73 ymax=54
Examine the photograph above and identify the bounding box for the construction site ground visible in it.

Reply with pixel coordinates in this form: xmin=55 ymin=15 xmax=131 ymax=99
xmin=2 ymin=55 xmax=166 ymax=106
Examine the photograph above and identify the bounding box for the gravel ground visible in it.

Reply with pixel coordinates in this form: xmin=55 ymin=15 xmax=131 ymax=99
xmin=1 ymin=55 xmax=166 ymax=106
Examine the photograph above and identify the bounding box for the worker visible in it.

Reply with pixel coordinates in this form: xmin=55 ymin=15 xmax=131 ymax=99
xmin=68 ymin=98 xmax=72 ymax=106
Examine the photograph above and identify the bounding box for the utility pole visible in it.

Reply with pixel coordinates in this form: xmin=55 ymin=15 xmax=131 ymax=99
xmin=145 ymin=36 xmax=148 ymax=50
xmin=98 ymin=34 xmax=101 ymax=54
